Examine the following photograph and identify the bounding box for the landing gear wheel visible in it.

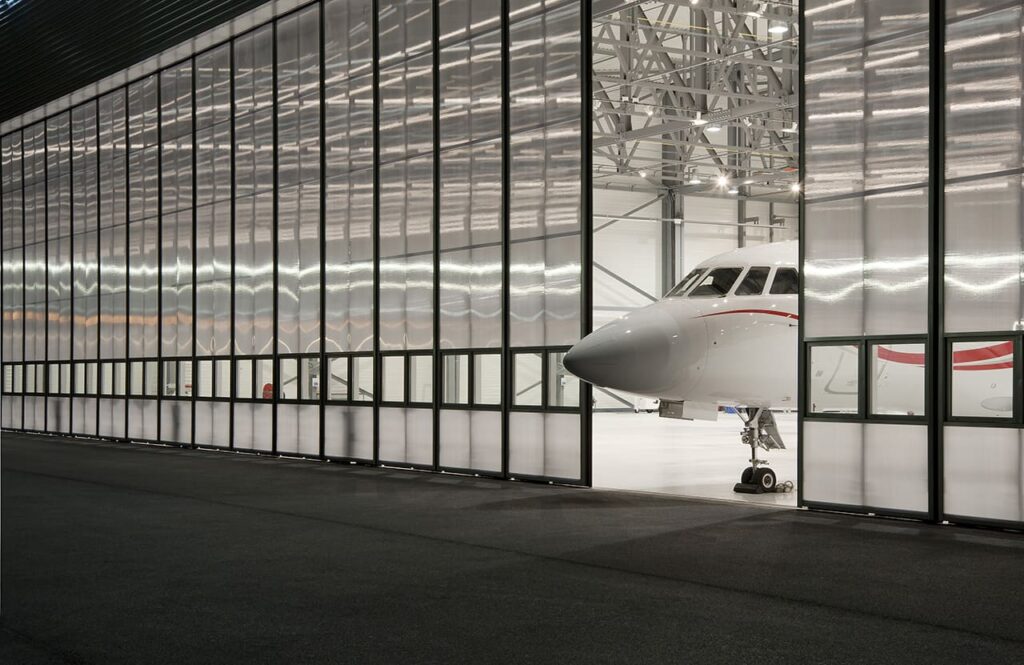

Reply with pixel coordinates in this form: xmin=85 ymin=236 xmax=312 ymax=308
xmin=753 ymin=468 xmax=777 ymax=492
xmin=740 ymin=467 xmax=754 ymax=484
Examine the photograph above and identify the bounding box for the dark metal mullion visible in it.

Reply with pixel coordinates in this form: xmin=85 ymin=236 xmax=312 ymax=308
xmin=43 ymin=121 xmax=50 ymax=432
xmin=20 ymin=130 xmax=26 ymax=430
xmin=272 ymin=19 xmax=279 ymax=455
xmin=229 ymin=40 xmax=237 ymax=450
xmin=431 ymin=0 xmax=441 ymax=470
xmin=318 ymin=0 xmax=327 ymax=459
xmin=500 ymin=0 xmax=511 ymax=479
xmin=69 ymin=124 xmax=75 ymax=435
xmin=580 ymin=0 xmax=594 ymax=487
xmin=94 ymin=100 xmax=101 ymax=437
xmin=123 ymin=89 xmax=130 ymax=441
xmin=929 ymin=0 xmax=946 ymax=522
xmin=371 ymin=0 xmax=381 ymax=465
xmin=156 ymin=74 xmax=163 ymax=443
xmin=190 ymin=57 xmax=198 ymax=447
xmin=796 ymin=0 xmax=806 ymax=508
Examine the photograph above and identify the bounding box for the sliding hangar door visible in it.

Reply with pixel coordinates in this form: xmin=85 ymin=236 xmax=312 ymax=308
xmin=802 ymin=0 xmax=1024 ymax=527
xmin=0 ymin=0 xmax=592 ymax=485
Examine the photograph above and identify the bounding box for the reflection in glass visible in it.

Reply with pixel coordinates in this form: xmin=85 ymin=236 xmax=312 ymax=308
xmin=548 ymin=351 xmax=579 ymax=408
xmin=280 ymin=358 xmax=299 ymax=399
xmin=329 ymin=357 xmax=349 ymax=400
xmin=352 ymin=356 xmax=374 ymax=401
xmin=443 ymin=354 xmax=469 ymax=404
xmin=236 ymin=359 xmax=253 ymax=399
xmin=301 ymin=357 xmax=320 ymax=400
xmin=514 ymin=352 xmax=543 ymax=406
xmin=870 ymin=343 xmax=924 ymax=416
xmin=382 ymin=355 xmax=405 ymax=403
xmin=197 ymin=360 xmax=214 ymax=398
xmin=949 ymin=340 xmax=1014 ymax=419
xmin=473 ymin=353 xmax=501 ymax=405
xmin=255 ymin=358 xmax=274 ymax=399
xmin=215 ymin=359 xmax=232 ymax=398
xmin=808 ymin=345 xmax=859 ymax=415
xmin=409 ymin=355 xmax=432 ymax=404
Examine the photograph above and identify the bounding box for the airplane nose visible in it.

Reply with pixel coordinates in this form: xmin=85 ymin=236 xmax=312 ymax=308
xmin=564 ymin=302 xmax=706 ymax=397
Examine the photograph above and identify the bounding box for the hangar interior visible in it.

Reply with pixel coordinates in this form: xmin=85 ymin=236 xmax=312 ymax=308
xmin=4 ymin=0 xmax=1024 ymax=530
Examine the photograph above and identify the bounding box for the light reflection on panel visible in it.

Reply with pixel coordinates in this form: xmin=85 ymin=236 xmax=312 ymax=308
xmin=194 ymin=401 xmax=231 ymax=448
xmin=508 ymin=3 xmax=581 ymax=134
xmin=945 ymin=176 xmax=1021 ymax=333
xmin=804 ymin=51 xmax=864 ymax=199
xmin=863 ymin=188 xmax=928 ymax=336
xmin=324 ymin=405 xmax=374 ymax=460
xmin=161 ymin=210 xmax=193 ymax=357
xmin=804 ymin=0 xmax=864 ymax=62
xmin=128 ymin=217 xmax=160 ymax=358
xmin=277 ymin=182 xmax=321 ymax=354
xmin=379 ymin=53 xmax=434 ymax=162
xmin=325 ymin=0 xmax=374 ymax=83
xmin=324 ymin=170 xmax=374 ymax=352
xmin=439 ymin=29 xmax=502 ymax=149
xmin=379 ymin=156 xmax=433 ymax=350
xmin=439 ymin=0 xmax=500 ymax=43
xmin=234 ymin=192 xmax=275 ymax=354
xmin=377 ymin=0 xmax=433 ymax=67
xmin=803 ymin=197 xmax=864 ymax=338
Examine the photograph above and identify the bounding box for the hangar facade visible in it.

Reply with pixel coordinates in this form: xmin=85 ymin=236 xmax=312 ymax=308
xmin=2 ymin=0 xmax=1023 ymax=531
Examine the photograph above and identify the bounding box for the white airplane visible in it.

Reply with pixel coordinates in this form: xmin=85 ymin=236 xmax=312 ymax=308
xmin=563 ymin=239 xmax=1013 ymax=493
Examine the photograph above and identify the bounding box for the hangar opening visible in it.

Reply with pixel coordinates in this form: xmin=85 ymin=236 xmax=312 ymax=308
xmin=585 ymin=0 xmax=800 ymax=504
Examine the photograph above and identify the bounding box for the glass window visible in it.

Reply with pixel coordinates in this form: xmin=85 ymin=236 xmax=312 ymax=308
xmin=548 ymin=351 xmax=579 ymax=408
xmin=870 ymin=343 xmax=925 ymax=417
xmin=3 ymin=365 xmax=12 ymax=393
xmin=328 ymin=357 xmax=348 ymax=401
xmin=950 ymin=340 xmax=1014 ymax=419
xmin=280 ymin=358 xmax=299 ymax=400
xmin=514 ymin=352 xmax=543 ymax=406
xmin=163 ymin=361 xmax=178 ymax=397
xmin=236 ymin=359 xmax=254 ymax=399
xmin=74 ymin=363 xmax=86 ymax=394
xmin=112 ymin=363 xmax=127 ymax=396
xmin=688 ymin=267 xmax=743 ymax=297
xmin=145 ymin=361 xmax=160 ymax=396
xmin=300 ymin=357 xmax=320 ymax=400
xmin=179 ymin=361 xmax=193 ymax=397
xmin=808 ymin=344 xmax=860 ymax=415
xmin=60 ymin=364 xmax=71 ymax=394
xmin=130 ymin=362 xmax=145 ymax=396
xmin=382 ymin=356 xmax=405 ymax=403
xmin=255 ymin=358 xmax=274 ymax=399
xmin=666 ymin=268 xmax=706 ymax=297
xmin=197 ymin=360 xmax=213 ymax=398
xmin=86 ymin=363 xmax=98 ymax=395
xmin=36 ymin=365 xmax=45 ymax=393
xmin=352 ymin=356 xmax=374 ymax=402
xmin=214 ymin=359 xmax=232 ymax=398
xmin=769 ymin=268 xmax=799 ymax=295
xmin=49 ymin=364 xmax=59 ymax=394
xmin=409 ymin=355 xmax=432 ymax=404
xmin=473 ymin=353 xmax=501 ymax=406
xmin=735 ymin=267 xmax=771 ymax=296
xmin=25 ymin=365 xmax=36 ymax=393
xmin=443 ymin=354 xmax=469 ymax=405
xmin=13 ymin=365 xmax=23 ymax=394
xmin=100 ymin=362 xmax=113 ymax=395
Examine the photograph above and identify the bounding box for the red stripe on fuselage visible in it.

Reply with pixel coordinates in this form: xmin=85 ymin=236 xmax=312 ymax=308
xmin=698 ymin=309 xmax=799 ymax=321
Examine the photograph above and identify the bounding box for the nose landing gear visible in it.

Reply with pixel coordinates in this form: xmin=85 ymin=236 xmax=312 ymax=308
xmin=733 ymin=407 xmax=790 ymax=495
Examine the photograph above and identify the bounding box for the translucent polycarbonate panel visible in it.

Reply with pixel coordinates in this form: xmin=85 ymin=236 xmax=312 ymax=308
xmin=944 ymin=427 xmax=1024 ymax=522
xmin=127 ymin=75 xmax=159 ymax=150
xmin=277 ymin=403 xmax=320 ymax=457
xmin=98 ymin=398 xmax=126 ymax=439
xmin=2 ymin=249 xmax=22 ymax=363
xmin=196 ymin=123 xmax=232 ymax=206
xmin=805 ymin=0 xmax=865 ymax=62
xmin=509 ymin=412 xmax=581 ymax=480
xmin=47 ymin=397 xmax=71 ymax=433
xmin=215 ymin=359 xmax=231 ymax=398
xmin=864 ymin=188 xmax=928 ymax=335
xmin=161 ymin=210 xmax=193 ymax=357
xmin=378 ymin=157 xmax=433 ymax=350
xmin=439 ymin=409 xmax=501 ymax=472
xmin=196 ymin=279 xmax=232 ymax=356
xmin=23 ymin=182 xmax=45 ymax=245
xmin=473 ymin=353 xmax=501 ymax=405
xmin=234 ymin=26 xmax=274 ymax=117
xmin=864 ymin=423 xmax=928 ymax=512
xmin=234 ymin=108 xmax=275 ymax=196
xmin=128 ymin=147 xmax=160 ymax=221
xmin=514 ymin=352 xmax=543 ymax=406
xmin=72 ymin=397 xmax=97 ymax=436
xmin=438 ymin=0 xmax=500 ymax=43
xmin=277 ymin=7 xmax=321 ymax=191
xmin=949 ymin=340 xmax=1015 ymax=419
xmin=808 ymin=344 xmax=860 ymax=415
xmin=508 ymin=4 xmax=581 ymax=133
xmin=195 ymin=45 xmax=232 ymax=132
xmin=379 ymin=54 xmax=434 ymax=162
xmin=409 ymin=355 xmax=432 ymax=404
xmin=99 ymin=225 xmax=128 ymax=359
xmin=277 ymin=182 xmax=321 ymax=353
xmin=234 ymin=192 xmax=275 ymax=354
xmin=439 ymin=29 xmax=502 ymax=148
xmin=325 ymin=74 xmax=375 ymax=177
xmin=325 ymin=0 xmax=374 ymax=82
xmin=233 ymin=402 xmax=273 ymax=451
xmin=439 ymin=141 xmax=502 ymax=349
xmin=509 ymin=235 xmax=581 ymax=347
xmin=324 ymin=170 xmax=374 ymax=353
xmin=863 ymin=34 xmax=929 ymax=191
xmin=947 ymin=1 xmax=1003 ymax=20
xmin=323 ymin=404 xmax=374 ymax=459
xmin=945 ymin=176 xmax=1022 ymax=333
xmin=0 ymin=396 xmax=16 ymax=429
xmin=804 ymin=51 xmax=864 ymax=199
xmin=378 ymin=407 xmax=433 ymax=466
xmin=128 ymin=399 xmax=158 ymax=441
xmin=194 ymin=400 xmax=231 ymax=448
xmin=802 ymin=420 xmax=863 ymax=505
xmin=128 ymin=217 xmax=160 ymax=357
xmin=160 ymin=135 xmax=193 ymax=215
xmin=871 ymin=343 xmax=926 ymax=416
xmin=377 ymin=0 xmax=433 ymax=66
xmin=803 ymin=197 xmax=864 ymax=338
xmin=156 ymin=400 xmax=189 ymax=445
xmin=73 ymin=292 xmax=99 ymax=360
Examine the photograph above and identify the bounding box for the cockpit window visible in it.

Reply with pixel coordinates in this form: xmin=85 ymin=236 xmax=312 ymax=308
xmin=688 ymin=267 xmax=743 ymax=297
xmin=769 ymin=268 xmax=799 ymax=295
xmin=666 ymin=268 xmax=706 ymax=297
xmin=735 ymin=267 xmax=771 ymax=296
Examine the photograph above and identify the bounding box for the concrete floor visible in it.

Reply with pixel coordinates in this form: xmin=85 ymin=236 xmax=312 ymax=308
xmin=4 ymin=432 xmax=1024 ymax=664
xmin=593 ymin=411 xmax=798 ymax=506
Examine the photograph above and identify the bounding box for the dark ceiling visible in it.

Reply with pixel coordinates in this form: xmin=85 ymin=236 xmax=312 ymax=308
xmin=0 ymin=0 xmax=270 ymax=125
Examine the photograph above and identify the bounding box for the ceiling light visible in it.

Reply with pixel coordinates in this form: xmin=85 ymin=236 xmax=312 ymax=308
xmin=717 ymin=175 xmax=729 ymax=187
xmin=689 ymin=176 xmax=702 ymax=185
xmin=706 ymin=125 xmax=721 ymax=133
xmin=693 ymin=111 xmax=707 ymax=126
xmin=782 ymin=122 xmax=798 ymax=134
xmin=743 ymin=179 xmax=754 ymax=185
xmin=690 ymin=0 xmax=699 ymax=5
xmin=728 ymin=187 xmax=740 ymax=195
xmin=769 ymin=25 xmax=789 ymax=34
xmin=639 ymin=170 xmax=648 ymax=178
xmin=646 ymin=107 xmax=654 ymax=117
xmin=790 ymin=183 xmax=802 ymax=193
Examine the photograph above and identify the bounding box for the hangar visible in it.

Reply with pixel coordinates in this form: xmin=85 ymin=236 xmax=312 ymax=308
xmin=2 ymin=0 xmax=1023 ymax=531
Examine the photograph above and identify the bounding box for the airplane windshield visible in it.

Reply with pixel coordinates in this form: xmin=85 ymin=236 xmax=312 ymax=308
xmin=688 ymin=267 xmax=743 ymax=297
xmin=666 ymin=268 xmax=706 ymax=297
xmin=769 ymin=268 xmax=799 ymax=295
